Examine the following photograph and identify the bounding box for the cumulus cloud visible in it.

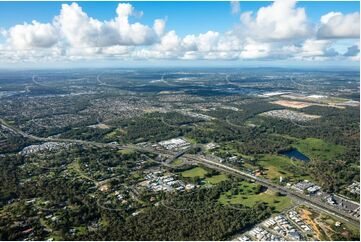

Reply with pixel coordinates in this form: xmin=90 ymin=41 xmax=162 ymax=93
xmin=230 ymin=1 xmax=240 ymax=15
xmin=295 ymin=39 xmax=339 ymax=60
xmin=318 ymin=12 xmax=360 ymax=39
xmin=156 ymin=31 xmax=180 ymax=51
xmin=148 ymin=30 xmax=243 ymax=60
xmin=55 ymin=2 xmax=162 ymax=48
xmin=1 ymin=2 xmax=165 ymax=52
xmin=240 ymin=39 xmax=270 ymax=59
xmin=185 ymin=31 xmax=220 ymax=52
xmin=7 ymin=21 xmax=58 ymax=49
xmin=153 ymin=19 xmax=166 ymax=37
xmin=0 ymin=0 xmax=359 ymax=64
xmin=239 ymin=0 xmax=311 ymax=41
xmin=300 ymin=39 xmax=330 ymax=57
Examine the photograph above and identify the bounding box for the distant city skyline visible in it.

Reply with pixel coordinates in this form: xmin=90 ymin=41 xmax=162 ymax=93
xmin=0 ymin=0 xmax=359 ymax=68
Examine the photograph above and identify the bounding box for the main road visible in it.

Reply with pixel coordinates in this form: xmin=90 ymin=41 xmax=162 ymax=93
xmin=183 ymin=154 xmax=360 ymax=227
xmin=1 ymin=118 xmax=359 ymax=226
xmin=1 ymin=118 xmax=133 ymax=150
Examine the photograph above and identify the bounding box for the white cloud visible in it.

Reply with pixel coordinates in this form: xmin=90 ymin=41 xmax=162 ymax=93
xmin=239 ymin=0 xmax=311 ymax=41
xmin=320 ymin=12 xmax=340 ymax=24
xmin=190 ymin=31 xmax=220 ymax=52
xmin=230 ymin=1 xmax=240 ymax=15
xmin=0 ymin=0 xmax=359 ymax=64
xmin=153 ymin=19 xmax=166 ymax=37
xmin=240 ymin=39 xmax=270 ymax=59
xmin=55 ymin=2 xmax=161 ymax=48
xmin=7 ymin=21 xmax=58 ymax=49
xmin=157 ymin=31 xmax=180 ymax=51
xmin=318 ymin=12 xmax=360 ymax=39
xmin=1 ymin=2 xmax=166 ymax=53
xmin=151 ymin=30 xmax=242 ymax=59
xmin=295 ymin=39 xmax=339 ymax=60
xmin=300 ymin=39 xmax=330 ymax=57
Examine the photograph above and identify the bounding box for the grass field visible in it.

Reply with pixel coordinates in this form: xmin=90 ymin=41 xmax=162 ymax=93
xmin=270 ymin=133 xmax=299 ymax=141
xmin=184 ymin=136 xmax=198 ymax=144
xmin=258 ymin=154 xmax=310 ymax=182
xmin=205 ymin=174 xmax=228 ymax=184
xmin=322 ymin=96 xmax=349 ymax=103
xmin=181 ymin=167 xmax=208 ymax=178
xmin=105 ymin=128 xmax=126 ymax=139
xmin=293 ymin=138 xmax=345 ymax=161
xmin=117 ymin=148 xmax=135 ymax=155
xmin=171 ymin=158 xmax=183 ymax=166
xmin=242 ymin=162 xmax=258 ymax=170
xmin=219 ymin=181 xmax=293 ymax=212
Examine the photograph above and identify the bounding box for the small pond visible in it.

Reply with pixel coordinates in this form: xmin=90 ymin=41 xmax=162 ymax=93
xmin=280 ymin=148 xmax=310 ymax=162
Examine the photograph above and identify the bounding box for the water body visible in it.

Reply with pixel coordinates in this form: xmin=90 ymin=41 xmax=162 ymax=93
xmin=280 ymin=149 xmax=310 ymax=162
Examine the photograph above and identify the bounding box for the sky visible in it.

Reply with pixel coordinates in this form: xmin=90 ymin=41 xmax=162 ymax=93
xmin=0 ymin=0 xmax=359 ymax=68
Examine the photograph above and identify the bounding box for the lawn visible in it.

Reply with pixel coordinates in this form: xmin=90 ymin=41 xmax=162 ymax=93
xmin=219 ymin=181 xmax=293 ymax=212
xmin=205 ymin=174 xmax=228 ymax=184
xmin=293 ymin=138 xmax=345 ymax=161
xmin=181 ymin=167 xmax=208 ymax=178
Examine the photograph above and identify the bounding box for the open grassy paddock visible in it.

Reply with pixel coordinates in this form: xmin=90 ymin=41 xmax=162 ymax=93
xmin=205 ymin=174 xmax=229 ymax=184
xmin=257 ymin=154 xmax=310 ymax=182
xmin=181 ymin=166 xmax=208 ymax=178
xmin=293 ymin=138 xmax=345 ymax=161
xmin=219 ymin=180 xmax=293 ymax=213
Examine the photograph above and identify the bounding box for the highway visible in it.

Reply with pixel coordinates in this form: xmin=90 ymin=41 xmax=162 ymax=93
xmin=1 ymin=118 xmax=359 ymax=227
xmin=0 ymin=118 xmax=126 ymax=149
xmin=183 ymin=154 xmax=360 ymax=227
xmin=0 ymin=119 xmax=178 ymax=154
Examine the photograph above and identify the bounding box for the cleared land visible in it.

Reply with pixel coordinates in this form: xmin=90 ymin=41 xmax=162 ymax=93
xmin=279 ymin=94 xmax=354 ymax=109
xmin=205 ymin=174 xmax=228 ymax=184
xmin=293 ymin=138 xmax=345 ymax=161
xmin=258 ymin=154 xmax=310 ymax=182
xmin=181 ymin=166 xmax=208 ymax=178
xmin=117 ymin=148 xmax=135 ymax=155
xmin=272 ymin=100 xmax=314 ymax=109
xmin=260 ymin=109 xmax=320 ymax=122
xmin=297 ymin=206 xmax=360 ymax=241
xmin=219 ymin=181 xmax=293 ymax=212
xmin=171 ymin=158 xmax=184 ymax=166
xmin=88 ymin=123 xmax=110 ymax=129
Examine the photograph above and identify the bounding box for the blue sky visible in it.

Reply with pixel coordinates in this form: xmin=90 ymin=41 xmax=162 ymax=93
xmin=0 ymin=1 xmax=359 ymax=68
xmin=0 ymin=1 xmax=359 ymax=36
